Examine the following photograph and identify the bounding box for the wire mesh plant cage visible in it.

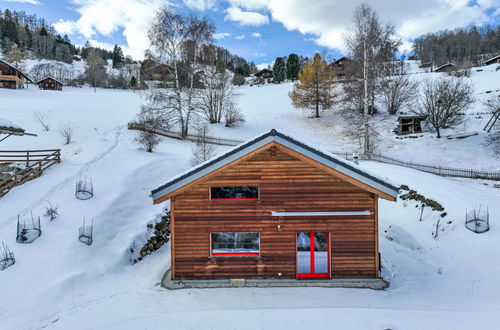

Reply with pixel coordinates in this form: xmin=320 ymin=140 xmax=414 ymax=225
xmin=0 ymin=241 xmax=15 ymax=271
xmin=75 ymin=176 xmax=93 ymax=200
xmin=16 ymin=213 xmax=42 ymax=244
xmin=78 ymin=218 xmax=93 ymax=246
xmin=465 ymin=206 xmax=490 ymax=234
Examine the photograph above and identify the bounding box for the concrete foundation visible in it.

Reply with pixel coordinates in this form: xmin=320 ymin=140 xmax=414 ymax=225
xmin=161 ymin=269 xmax=389 ymax=290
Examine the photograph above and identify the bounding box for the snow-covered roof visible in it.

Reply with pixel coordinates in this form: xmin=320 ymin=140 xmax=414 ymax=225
xmin=434 ymin=63 xmax=455 ymax=72
xmin=151 ymin=129 xmax=399 ymax=203
xmin=0 ymin=59 xmax=33 ymax=82
xmin=0 ymin=118 xmax=24 ymax=135
xmin=484 ymin=54 xmax=500 ymax=64
xmin=35 ymin=76 xmax=64 ymax=85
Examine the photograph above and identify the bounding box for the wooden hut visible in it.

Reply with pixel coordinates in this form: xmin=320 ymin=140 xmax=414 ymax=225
xmin=0 ymin=59 xmax=32 ymax=89
xmin=254 ymin=68 xmax=273 ymax=79
xmin=152 ymin=129 xmax=398 ymax=287
xmin=434 ymin=63 xmax=456 ymax=73
xmin=36 ymin=76 xmax=63 ymax=91
xmin=397 ymin=115 xmax=427 ymax=135
xmin=484 ymin=55 xmax=500 ymax=66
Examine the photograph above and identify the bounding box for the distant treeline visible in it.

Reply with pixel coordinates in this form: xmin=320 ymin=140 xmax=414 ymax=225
xmin=412 ymin=25 xmax=500 ymax=67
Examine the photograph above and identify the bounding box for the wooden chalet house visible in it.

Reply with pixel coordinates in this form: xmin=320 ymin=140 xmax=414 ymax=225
xmin=396 ymin=115 xmax=427 ymax=135
xmin=36 ymin=76 xmax=63 ymax=91
xmin=254 ymin=68 xmax=273 ymax=79
xmin=484 ymin=55 xmax=500 ymax=66
xmin=0 ymin=59 xmax=32 ymax=89
xmin=152 ymin=129 xmax=398 ymax=288
xmin=330 ymin=57 xmax=357 ymax=82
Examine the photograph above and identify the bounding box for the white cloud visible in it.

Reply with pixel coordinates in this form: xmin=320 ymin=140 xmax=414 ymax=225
xmin=253 ymin=52 xmax=266 ymax=57
xmin=3 ymin=0 xmax=41 ymax=4
xmin=88 ymin=39 xmax=115 ymax=51
xmin=234 ymin=35 xmax=245 ymax=40
xmin=53 ymin=0 xmax=165 ymax=59
xmin=224 ymin=6 xmax=269 ymax=26
xmin=250 ymin=32 xmax=262 ymax=37
xmin=256 ymin=61 xmax=273 ymax=70
xmin=182 ymin=0 xmax=216 ymax=11
xmin=214 ymin=32 xmax=231 ymax=39
xmin=227 ymin=0 xmax=499 ymax=52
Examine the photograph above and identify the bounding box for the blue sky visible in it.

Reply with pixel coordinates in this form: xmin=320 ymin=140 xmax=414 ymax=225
xmin=1 ymin=0 xmax=499 ymax=66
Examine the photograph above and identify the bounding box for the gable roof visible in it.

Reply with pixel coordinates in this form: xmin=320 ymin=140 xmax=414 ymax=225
xmin=0 ymin=59 xmax=33 ymax=82
xmin=434 ymin=63 xmax=455 ymax=72
xmin=254 ymin=68 xmax=273 ymax=76
xmin=151 ymin=129 xmax=399 ymax=203
xmin=35 ymin=76 xmax=64 ymax=85
xmin=484 ymin=54 xmax=500 ymax=64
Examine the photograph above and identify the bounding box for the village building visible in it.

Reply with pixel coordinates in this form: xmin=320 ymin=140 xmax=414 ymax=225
xmin=434 ymin=63 xmax=456 ymax=73
xmin=484 ymin=55 xmax=500 ymax=66
xmin=36 ymin=76 xmax=63 ymax=91
xmin=152 ymin=129 xmax=398 ymax=289
xmin=254 ymin=68 xmax=273 ymax=80
xmin=0 ymin=59 xmax=32 ymax=89
xmin=330 ymin=57 xmax=357 ymax=81
xmin=396 ymin=115 xmax=427 ymax=135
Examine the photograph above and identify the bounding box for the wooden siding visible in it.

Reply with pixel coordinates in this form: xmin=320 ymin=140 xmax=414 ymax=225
xmin=171 ymin=146 xmax=378 ymax=280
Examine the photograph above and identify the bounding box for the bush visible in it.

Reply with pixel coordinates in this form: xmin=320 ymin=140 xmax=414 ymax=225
xmin=232 ymin=73 xmax=246 ymax=86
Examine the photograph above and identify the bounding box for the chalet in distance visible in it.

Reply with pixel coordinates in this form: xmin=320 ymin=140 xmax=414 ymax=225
xmin=254 ymin=68 xmax=273 ymax=80
xmin=434 ymin=63 xmax=456 ymax=73
xmin=484 ymin=55 xmax=500 ymax=66
xmin=330 ymin=57 xmax=357 ymax=81
xmin=396 ymin=115 xmax=427 ymax=135
xmin=0 ymin=59 xmax=32 ymax=89
xmin=152 ymin=129 xmax=398 ymax=289
xmin=36 ymin=76 xmax=63 ymax=91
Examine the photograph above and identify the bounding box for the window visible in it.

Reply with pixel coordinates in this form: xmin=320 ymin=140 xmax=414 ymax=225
xmin=210 ymin=186 xmax=259 ymax=200
xmin=211 ymin=232 xmax=260 ymax=256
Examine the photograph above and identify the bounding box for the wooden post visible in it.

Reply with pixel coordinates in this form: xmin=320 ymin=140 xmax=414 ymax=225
xmin=26 ymin=150 xmax=30 ymax=167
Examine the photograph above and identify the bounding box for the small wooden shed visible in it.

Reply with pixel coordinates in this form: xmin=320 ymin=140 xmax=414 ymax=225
xmin=397 ymin=115 xmax=427 ymax=135
xmin=36 ymin=76 xmax=63 ymax=91
xmin=484 ymin=55 xmax=500 ymax=66
xmin=152 ymin=129 xmax=398 ymax=286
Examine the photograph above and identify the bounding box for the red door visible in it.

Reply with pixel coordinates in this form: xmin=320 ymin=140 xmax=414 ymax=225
xmin=297 ymin=232 xmax=330 ymax=278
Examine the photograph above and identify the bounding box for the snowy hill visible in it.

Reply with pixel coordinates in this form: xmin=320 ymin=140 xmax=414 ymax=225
xmin=0 ymin=62 xmax=500 ymax=329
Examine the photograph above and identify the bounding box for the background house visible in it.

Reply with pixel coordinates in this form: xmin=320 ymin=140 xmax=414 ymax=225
xmin=36 ymin=76 xmax=63 ymax=91
xmin=0 ymin=59 xmax=32 ymax=89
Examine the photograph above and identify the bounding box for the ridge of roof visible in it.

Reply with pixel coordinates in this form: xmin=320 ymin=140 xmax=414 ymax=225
xmin=151 ymin=129 xmax=399 ymax=202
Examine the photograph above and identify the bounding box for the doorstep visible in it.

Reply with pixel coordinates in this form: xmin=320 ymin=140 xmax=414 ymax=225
xmin=161 ymin=269 xmax=389 ymax=290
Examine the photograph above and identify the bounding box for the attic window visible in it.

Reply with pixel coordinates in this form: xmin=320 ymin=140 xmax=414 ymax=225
xmin=210 ymin=186 xmax=259 ymax=200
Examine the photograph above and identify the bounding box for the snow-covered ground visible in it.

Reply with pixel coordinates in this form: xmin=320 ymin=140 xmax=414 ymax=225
xmin=1 ymin=63 xmax=500 ymax=329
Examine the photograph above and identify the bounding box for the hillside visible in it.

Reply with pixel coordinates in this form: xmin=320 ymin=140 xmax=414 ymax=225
xmin=0 ymin=62 xmax=500 ymax=329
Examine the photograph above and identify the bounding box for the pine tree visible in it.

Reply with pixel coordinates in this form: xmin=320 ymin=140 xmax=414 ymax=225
xmin=39 ymin=25 xmax=48 ymax=37
xmin=286 ymin=53 xmax=300 ymax=81
xmin=289 ymin=53 xmax=336 ymax=118
xmin=130 ymin=75 xmax=137 ymax=89
xmin=272 ymin=57 xmax=286 ymax=83
xmin=112 ymin=44 xmax=124 ymax=68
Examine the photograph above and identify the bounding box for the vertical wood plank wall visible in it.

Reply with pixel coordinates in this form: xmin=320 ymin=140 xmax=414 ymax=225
xmin=171 ymin=146 xmax=378 ymax=280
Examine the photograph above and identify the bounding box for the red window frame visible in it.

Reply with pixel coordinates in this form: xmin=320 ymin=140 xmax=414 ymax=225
xmin=209 ymin=186 xmax=260 ymax=201
xmin=296 ymin=232 xmax=331 ymax=279
xmin=210 ymin=232 xmax=260 ymax=257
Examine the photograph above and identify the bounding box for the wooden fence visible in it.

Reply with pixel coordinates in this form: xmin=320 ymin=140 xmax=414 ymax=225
xmin=128 ymin=122 xmax=243 ymax=146
xmin=331 ymin=151 xmax=500 ymax=181
xmin=0 ymin=149 xmax=61 ymax=197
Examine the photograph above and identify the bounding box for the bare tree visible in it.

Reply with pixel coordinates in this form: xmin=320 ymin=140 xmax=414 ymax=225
xmin=34 ymin=111 xmax=50 ymax=131
xmin=142 ymin=8 xmax=214 ymax=138
xmin=85 ymin=49 xmax=107 ymax=89
xmin=224 ymin=105 xmax=245 ymax=127
xmin=344 ymin=3 xmax=401 ymax=155
xmin=413 ymin=77 xmax=475 ymax=138
xmin=191 ymin=125 xmax=216 ymax=166
xmin=196 ymin=68 xmax=239 ymax=124
xmin=133 ymin=116 xmax=162 ymax=152
xmin=380 ymin=74 xmax=419 ymax=114
xmin=58 ymin=121 xmax=74 ymax=144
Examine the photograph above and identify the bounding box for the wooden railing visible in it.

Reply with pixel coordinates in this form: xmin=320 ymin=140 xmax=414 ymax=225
xmin=0 ymin=74 xmax=22 ymax=84
xmin=0 ymin=149 xmax=61 ymax=197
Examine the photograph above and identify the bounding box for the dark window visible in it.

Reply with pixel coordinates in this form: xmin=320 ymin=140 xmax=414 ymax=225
xmin=211 ymin=232 xmax=260 ymax=256
xmin=210 ymin=186 xmax=259 ymax=200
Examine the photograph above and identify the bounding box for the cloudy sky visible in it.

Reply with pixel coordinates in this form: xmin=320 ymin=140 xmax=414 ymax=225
xmin=1 ymin=0 xmax=499 ymax=66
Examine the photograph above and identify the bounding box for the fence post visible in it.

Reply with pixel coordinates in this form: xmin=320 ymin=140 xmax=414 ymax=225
xmin=26 ymin=150 xmax=30 ymax=168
